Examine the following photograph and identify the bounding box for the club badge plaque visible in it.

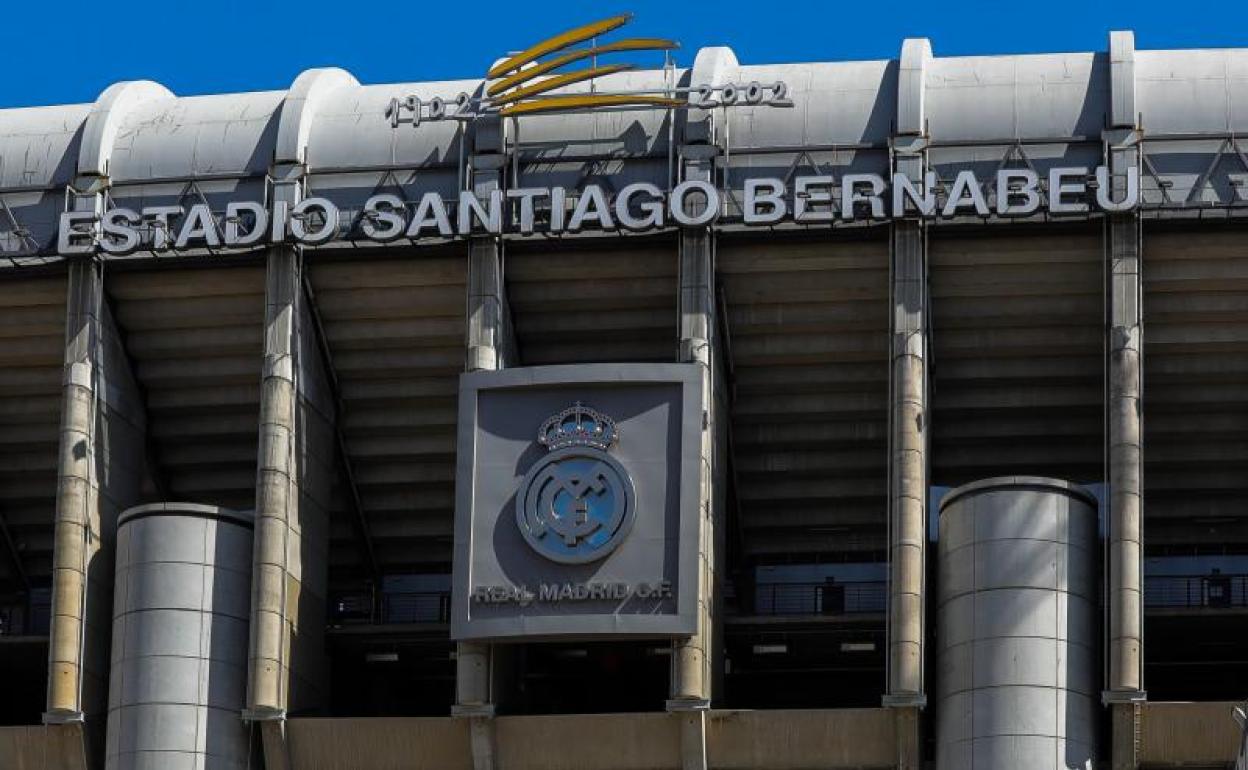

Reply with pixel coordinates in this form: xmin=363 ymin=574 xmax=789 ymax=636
xmin=452 ymin=364 xmax=703 ymax=641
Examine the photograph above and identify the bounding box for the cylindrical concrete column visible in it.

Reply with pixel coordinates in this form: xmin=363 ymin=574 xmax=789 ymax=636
xmin=1107 ymin=212 xmax=1144 ymax=698
xmin=455 ymin=149 xmax=509 ymax=717
xmin=247 ymin=246 xmax=300 ymax=717
xmin=106 ymin=503 xmax=254 ymax=770
xmin=1104 ymin=30 xmax=1145 ymax=770
xmin=47 ymin=258 xmax=104 ymax=719
xmin=672 ymin=164 xmax=717 ymax=709
xmin=936 ymin=477 xmax=1098 ymax=770
xmin=887 ymin=220 xmax=927 ymax=702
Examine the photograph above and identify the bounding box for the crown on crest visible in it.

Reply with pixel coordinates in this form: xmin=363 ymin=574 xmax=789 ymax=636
xmin=538 ymin=402 xmax=618 ymax=452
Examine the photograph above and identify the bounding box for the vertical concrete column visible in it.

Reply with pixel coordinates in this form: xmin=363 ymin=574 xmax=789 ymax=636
xmin=46 ymin=85 xmax=173 ymax=753
xmin=457 ymin=223 xmax=504 ymax=717
xmin=464 ymin=141 xmax=514 ymax=373
xmin=47 ymin=182 xmax=106 ymax=722
xmin=667 ymin=46 xmax=736 ymax=770
xmin=884 ymin=37 xmax=933 ymax=770
xmin=457 ymin=221 xmax=502 ymax=716
xmin=669 ymin=146 xmax=718 ymax=712
xmin=1106 ymin=210 xmax=1143 ymax=700
xmin=248 ymin=243 xmax=301 ymax=720
xmin=46 ymin=247 xmax=150 ymax=767
xmin=247 ymin=159 xmax=337 ymax=735
xmin=1104 ymin=29 xmax=1146 ymax=770
xmin=246 ymin=242 xmax=335 ymax=755
xmin=455 ymin=116 xmax=511 ymax=770
xmin=887 ymin=218 xmax=927 ymax=704
xmin=47 ymin=257 xmax=103 ymax=723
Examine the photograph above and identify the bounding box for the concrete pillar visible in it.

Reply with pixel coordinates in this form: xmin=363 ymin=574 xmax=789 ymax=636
xmin=259 ymin=720 xmax=292 ymax=770
xmin=47 ymin=258 xmax=103 ymax=724
xmin=454 ymin=118 xmax=511 ymax=770
xmin=671 ymin=199 xmax=716 ymax=709
xmin=247 ymin=243 xmax=301 ymax=720
xmin=246 ymin=240 xmax=335 ymax=725
xmin=1107 ymin=210 xmax=1143 ymax=699
xmin=45 ymin=251 xmax=149 ymax=766
xmin=678 ymin=711 xmax=708 ymax=770
xmin=886 ymin=218 xmax=927 ymax=705
xmin=1104 ymin=29 xmax=1146 ymax=770
xmin=883 ymin=37 xmax=933 ymax=770
xmin=665 ymin=46 xmax=736 ymax=770
xmin=1111 ymin=701 xmax=1142 ymax=770
xmin=669 ymin=149 xmax=723 ymax=770
xmin=466 ymin=225 xmax=513 ymax=371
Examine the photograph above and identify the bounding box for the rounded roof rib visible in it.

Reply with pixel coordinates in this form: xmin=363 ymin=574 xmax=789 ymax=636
xmin=78 ymin=80 xmax=176 ymax=178
xmin=0 ymin=35 xmax=1246 ymax=192
xmin=106 ymin=90 xmax=284 ymax=182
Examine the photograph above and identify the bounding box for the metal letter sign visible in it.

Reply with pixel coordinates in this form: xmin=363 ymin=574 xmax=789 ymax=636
xmin=517 ymin=404 xmax=636 ymax=563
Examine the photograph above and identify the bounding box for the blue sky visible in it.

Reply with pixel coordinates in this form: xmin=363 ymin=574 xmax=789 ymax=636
xmin=3 ymin=0 xmax=1247 ymax=108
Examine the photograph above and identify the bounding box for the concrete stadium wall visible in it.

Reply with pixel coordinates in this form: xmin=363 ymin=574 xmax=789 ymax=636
xmin=0 ymin=724 xmax=90 ymax=770
xmin=706 ymin=709 xmax=896 ymax=769
xmin=13 ymin=705 xmax=1239 ymax=770
xmin=1138 ymin=701 xmax=1242 ymax=767
xmin=283 ymin=709 xmax=897 ymax=770
xmin=286 ymin=717 xmax=472 ymax=770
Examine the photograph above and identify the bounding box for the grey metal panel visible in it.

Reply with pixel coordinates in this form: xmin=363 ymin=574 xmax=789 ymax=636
xmin=1136 ymin=49 xmax=1248 ymax=135
xmin=107 ymin=92 xmax=284 ymax=182
xmin=0 ymin=104 xmax=90 ymax=188
xmin=926 ymin=53 xmax=1109 ymax=141
xmin=305 ymin=80 xmax=477 ymax=171
xmin=0 ymin=106 xmax=90 ymax=255
xmin=936 ymin=477 xmax=1098 ymax=770
xmin=726 ymin=61 xmax=896 ymax=149
xmin=106 ymin=504 xmax=254 ymax=770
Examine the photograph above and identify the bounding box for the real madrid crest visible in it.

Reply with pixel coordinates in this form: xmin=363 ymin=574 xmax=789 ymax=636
xmin=515 ymin=403 xmax=636 ymax=564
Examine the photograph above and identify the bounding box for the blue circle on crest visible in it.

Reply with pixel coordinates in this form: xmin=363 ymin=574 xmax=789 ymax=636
xmin=515 ymin=447 xmax=636 ymax=564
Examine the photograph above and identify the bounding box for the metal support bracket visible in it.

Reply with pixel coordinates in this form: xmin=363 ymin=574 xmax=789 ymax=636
xmin=1102 ymin=690 xmax=1148 ymax=706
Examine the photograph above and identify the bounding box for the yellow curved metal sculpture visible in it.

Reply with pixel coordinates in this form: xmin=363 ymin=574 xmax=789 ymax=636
xmin=486 ymin=14 xmax=683 ymax=117
xmin=498 ymin=94 xmax=683 ymax=118
xmin=486 ymin=38 xmax=678 ymax=98
xmin=490 ymin=64 xmax=635 ymax=106
xmin=487 ymin=14 xmax=633 ymax=80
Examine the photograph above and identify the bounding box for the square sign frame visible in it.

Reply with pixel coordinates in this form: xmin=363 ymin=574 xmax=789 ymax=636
xmin=451 ymin=363 xmax=704 ymax=641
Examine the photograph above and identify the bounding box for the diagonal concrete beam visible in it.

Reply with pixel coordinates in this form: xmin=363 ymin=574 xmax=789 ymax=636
xmin=0 ymin=505 xmax=30 ymax=594
xmin=300 ymin=273 xmax=381 ymax=595
xmin=98 ymin=286 xmax=170 ymax=501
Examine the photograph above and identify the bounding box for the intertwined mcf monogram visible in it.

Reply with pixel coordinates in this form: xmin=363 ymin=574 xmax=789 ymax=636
xmin=530 ymin=463 xmax=613 ymax=546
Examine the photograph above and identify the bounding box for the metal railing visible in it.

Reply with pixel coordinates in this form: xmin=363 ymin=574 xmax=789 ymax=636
xmin=0 ymin=597 xmax=51 ymax=636
xmin=383 ymin=591 xmax=452 ymax=624
xmin=1144 ymin=574 xmax=1248 ymax=610
xmin=330 ymin=590 xmax=452 ymax=625
xmin=751 ymin=581 xmax=888 ymax=617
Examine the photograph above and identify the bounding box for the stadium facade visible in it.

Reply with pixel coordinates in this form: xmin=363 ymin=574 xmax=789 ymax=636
xmin=0 ymin=17 xmax=1246 ymax=769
